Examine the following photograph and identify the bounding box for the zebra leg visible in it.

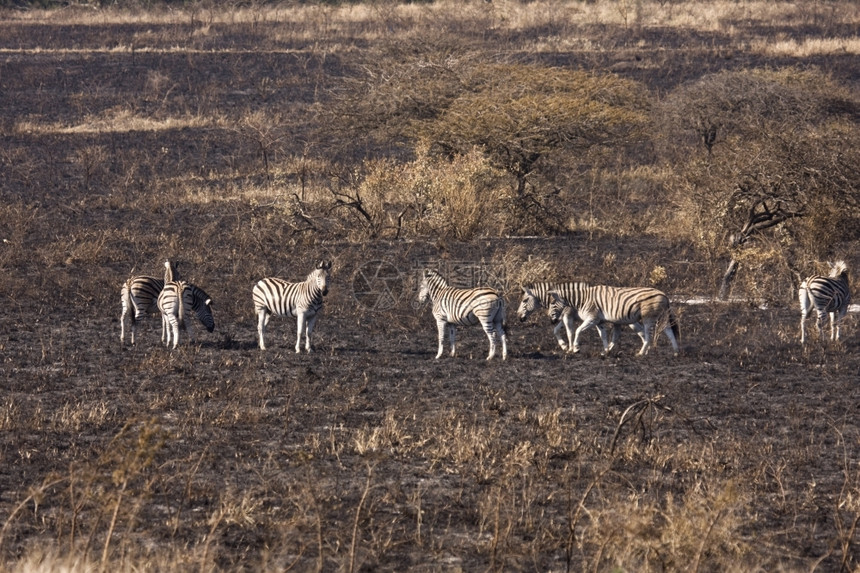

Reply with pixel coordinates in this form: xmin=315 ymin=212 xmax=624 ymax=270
xmin=161 ymin=313 xmax=169 ymax=346
xmin=257 ymin=309 xmax=270 ymax=350
xmin=498 ymin=320 xmax=508 ymax=361
xmin=815 ymin=311 xmax=827 ymax=341
xmin=171 ymin=316 xmax=181 ymax=349
xmin=483 ymin=322 xmax=497 ymax=360
xmin=304 ymin=314 xmax=319 ymax=353
xmin=637 ymin=320 xmax=655 ymax=356
xmin=552 ymin=322 xmax=568 ymax=351
xmin=595 ymin=324 xmax=612 ymax=355
xmin=662 ymin=325 xmax=680 ymax=356
xmin=433 ymin=319 xmax=447 ymax=359
xmin=562 ymin=313 xmax=578 ymax=351
xmin=607 ymin=323 xmax=623 ymax=353
xmin=799 ymin=287 xmax=811 ymax=344
xmin=295 ymin=313 xmax=307 ymax=353
xmin=163 ymin=314 xmax=178 ymax=348
xmin=128 ymin=301 xmax=143 ymax=346
xmin=572 ymin=319 xmax=599 ymax=354
xmin=448 ymin=324 xmax=457 ymax=357
xmin=832 ymin=309 xmax=848 ymax=341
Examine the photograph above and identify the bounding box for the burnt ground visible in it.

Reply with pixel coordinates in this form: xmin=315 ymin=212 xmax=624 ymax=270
xmin=1 ymin=6 xmax=860 ymax=571
xmin=2 ymin=238 xmax=859 ymax=571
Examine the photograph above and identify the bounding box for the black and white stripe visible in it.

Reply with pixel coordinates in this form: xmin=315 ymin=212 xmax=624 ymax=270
xmin=253 ymin=260 xmax=332 ymax=352
xmin=547 ymin=284 xmax=679 ymax=356
xmin=799 ymin=260 xmax=851 ymax=344
xmin=157 ymin=280 xmax=215 ymax=349
xmin=120 ymin=260 xmax=179 ymax=345
xmin=518 ymin=282 xmax=626 ymax=352
xmin=418 ymin=269 xmax=507 ymax=360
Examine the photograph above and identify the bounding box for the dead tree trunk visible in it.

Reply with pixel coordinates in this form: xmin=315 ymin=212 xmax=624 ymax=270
xmin=717 ymin=199 xmax=803 ymax=300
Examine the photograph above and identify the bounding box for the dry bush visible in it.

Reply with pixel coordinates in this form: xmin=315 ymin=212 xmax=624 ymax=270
xmin=333 ymin=145 xmax=510 ymax=241
xmin=404 ymin=146 xmax=510 ymax=240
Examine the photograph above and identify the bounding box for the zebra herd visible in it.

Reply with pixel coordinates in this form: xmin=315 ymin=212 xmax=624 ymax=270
xmin=120 ymin=261 xmax=215 ymax=349
xmin=119 ymin=259 xmax=852 ymax=357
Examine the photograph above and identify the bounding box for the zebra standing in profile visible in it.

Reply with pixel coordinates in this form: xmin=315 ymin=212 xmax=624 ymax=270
xmin=253 ymin=260 xmax=332 ymax=352
xmin=157 ymin=280 xmax=215 ymax=349
xmin=799 ymin=260 xmax=851 ymax=344
xmin=546 ymin=284 xmax=680 ymax=357
xmin=120 ymin=260 xmax=179 ymax=345
xmin=518 ymin=282 xmax=626 ymax=352
xmin=418 ymin=269 xmax=508 ymax=360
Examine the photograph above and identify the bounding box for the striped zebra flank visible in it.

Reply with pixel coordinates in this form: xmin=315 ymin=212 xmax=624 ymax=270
xmin=253 ymin=260 xmax=332 ymax=352
xmin=157 ymin=280 xmax=215 ymax=349
xmin=799 ymin=260 xmax=851 ymax=344
xmin=418 ymin=269 xmax=507 ymax=360
xmin=119 ymin=260 xmax=180 ymax=345
xmin=547 ymin=284 xmax=680 ymax=357
xmin=518 ymin=282 xmax=628 ymax=352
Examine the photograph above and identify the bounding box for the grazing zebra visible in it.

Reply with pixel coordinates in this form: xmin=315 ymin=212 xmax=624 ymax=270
xmin=799 ymin=261 xmax=851 ymax=344
xmin=547 ymin=285 xmax=680 ymax=356
xmin=120 ymin=260 xmax=180 ymax=345
xmin=418 ymin=269 xmax=507 ymax=360
xmin=157 ymin=280 xmax=215 ymax=349
xmin=253 ymin=260 xmax=332 ymax=352
xmin=518 ymin=282 xmax=626 ymax=351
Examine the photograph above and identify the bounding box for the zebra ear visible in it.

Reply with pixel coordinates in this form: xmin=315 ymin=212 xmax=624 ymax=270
xmin=205 ymin=299 xmax=212 ymax=306
xmin=318 ymin=260 xmax=332 ymax=270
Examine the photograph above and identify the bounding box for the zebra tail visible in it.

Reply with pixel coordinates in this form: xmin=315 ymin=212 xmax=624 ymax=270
xmin=500 ymin=299 xmax=509 ymax=335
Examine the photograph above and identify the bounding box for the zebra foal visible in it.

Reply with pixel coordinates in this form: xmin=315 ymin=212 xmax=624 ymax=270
xmin=547 ymin=284 xmax=680 ymax=357
xmin=799 ymin=261 xmax=851 ymax=344
xmin=253 ymin=260 xmax=332 ymax=352
xmin=120 ymin=260 xmax=179 ymax=345
xmin=418 ymin=269 xmax=507 ymax=360
xmin=157 ymin=280 xmax=215 ymax=349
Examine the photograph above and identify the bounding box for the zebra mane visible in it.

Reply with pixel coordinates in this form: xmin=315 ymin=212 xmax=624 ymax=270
xmin=423 ymin=269 xmax=448 ymax=287
xmin=830 ymin=260 xmax=848 ymax=278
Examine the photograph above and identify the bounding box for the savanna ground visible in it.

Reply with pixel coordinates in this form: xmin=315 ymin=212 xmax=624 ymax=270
xmin=1 ymin=1 xmax=860 ymax=571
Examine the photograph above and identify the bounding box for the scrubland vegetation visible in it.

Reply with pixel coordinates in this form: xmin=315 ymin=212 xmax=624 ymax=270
xmin=1 ymin=0 xmax=860 ymax=571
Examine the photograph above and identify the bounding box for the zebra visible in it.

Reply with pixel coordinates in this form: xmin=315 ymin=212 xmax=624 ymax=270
xmin=157 ymin=280 xmax=215 ymax=349
xmin=253 ymin=260 xmax=332 ymax=352
xmin=418 ymin=268 xmax=507 ymax=360
xmin=518 ymin=282 xmax=626 ymax=352
xmin=546 ymin=285 xmax=680 ymax=356
xmin=799 ymin=260 xmax=851 ymax=344
xmin=120 ymin=260 xmax=179 ymax=345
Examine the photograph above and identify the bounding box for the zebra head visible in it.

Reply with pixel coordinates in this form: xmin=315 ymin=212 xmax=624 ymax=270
xmin=418 ymin=270 xmax=432 ymax=304
xmin=418 ymin=269 xmax=446 ymax=304
xmin=518 ymin=286 xmax=542 ymax=322
xmin=547 ymin=291 xmax=567 ymax=325
xmin=191 ymin=286 xmax=215 ymax=332
xmin=313 ymin=260 xmax=332 ymax=296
